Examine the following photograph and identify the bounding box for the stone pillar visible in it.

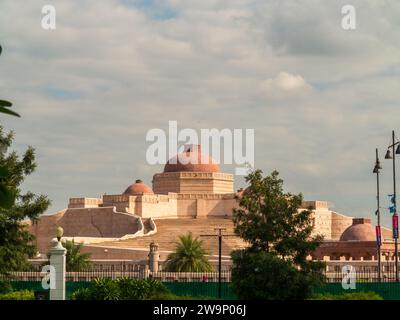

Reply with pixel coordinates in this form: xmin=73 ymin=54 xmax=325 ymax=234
xmin=138 ymin=264 xmax=149 ymax=279
xmin=49 ymin=238 xmax=67 ymax=300
xmin=149 ymin=241 xmax=160 ymax=273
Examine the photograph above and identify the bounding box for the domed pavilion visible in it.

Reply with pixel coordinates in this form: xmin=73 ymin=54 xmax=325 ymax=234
xmin=152 ymin=144 xmax=234 ymax=194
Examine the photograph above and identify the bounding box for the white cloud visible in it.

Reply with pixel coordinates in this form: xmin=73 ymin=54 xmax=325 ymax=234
xmin=0 ymin=0 xmax=399 ymax=228
xmin=260 ymin=72 xmax=312 ymax=99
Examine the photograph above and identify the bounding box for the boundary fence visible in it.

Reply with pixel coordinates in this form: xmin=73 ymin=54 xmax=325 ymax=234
xmin=6 ymin=267 xmax=400 ymax=300
xmin=2 ymin=271 xmax=234 ymax=300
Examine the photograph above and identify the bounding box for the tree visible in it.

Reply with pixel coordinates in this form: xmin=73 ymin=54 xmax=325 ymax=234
xmin=62 ymin=239 xmax=92 ymax=272
xmin=231 ymin=169 xmax=325 ymax=300
xmin=231 ymin=249 xmax=323 ymax=300
xmin=0 ymin=99 xmax=20 ymax=118
xmin=164 ymin=233 xmax=213 ymax=272
xmin=0 ymin=126 xmax=51 ymax=274
xmin=0 ymin=45 xmax=21 ymax=211
xmin=0 ymin=46 xmax=20 ymax=118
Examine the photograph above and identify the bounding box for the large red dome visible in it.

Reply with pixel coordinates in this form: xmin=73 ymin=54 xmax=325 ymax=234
xmin=340 ymin=218 xmax=375 ymax=241
xmin=164 ymin=144 xmax=220 ymax=173
xmin=123 ymin=179 xmax=154 ymax=195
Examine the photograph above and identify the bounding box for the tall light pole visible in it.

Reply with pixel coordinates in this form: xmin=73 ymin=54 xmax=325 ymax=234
xmin=201 ymin=228 xmax=236 ymax=299
xmin=373 ymin=148 xmax=382 ymax=282
xmin=385 ymin=130 xmax=400 ymax=282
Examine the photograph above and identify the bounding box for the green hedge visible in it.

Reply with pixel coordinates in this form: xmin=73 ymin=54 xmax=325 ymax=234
xmin=310 ymin=292 xmax=383 ymax=300
xmin=0 ymin=290 xmax=35 ymax=300
xmin=71 ymin=278 xmax=171 ymax=300
xmin=10 ymin=280 xmax=400 ymax=300
xmin=312 ymin=282 xmax=400 ymax=300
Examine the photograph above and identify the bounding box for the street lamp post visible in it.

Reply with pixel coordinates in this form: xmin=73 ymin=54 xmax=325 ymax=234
xmin=201 ymin=228 xmax=237 ymax=299
xmin=385 ymin=130 xmax=400 ymax=282
xmin=373 ymin=148 xmax=382 ymax=282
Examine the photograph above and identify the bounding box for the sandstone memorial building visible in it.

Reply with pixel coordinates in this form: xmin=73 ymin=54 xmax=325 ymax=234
xmin=29 ymin=144 xmax=392 ymax=262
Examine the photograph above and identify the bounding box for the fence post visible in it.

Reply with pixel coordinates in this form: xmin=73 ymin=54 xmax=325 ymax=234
xmin=49 ymin=238 xmax=66 ymax=300
xmin=149 ymin=241 xmax=160 ymax=273
xmin=139 ymin=264 xmax=149 ymax=279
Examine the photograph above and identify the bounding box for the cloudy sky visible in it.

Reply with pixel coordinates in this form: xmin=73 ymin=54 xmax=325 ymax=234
xmin=0 ymin=0 xmax=399 ymax=227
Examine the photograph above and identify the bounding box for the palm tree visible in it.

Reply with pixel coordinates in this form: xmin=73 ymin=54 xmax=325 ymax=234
xmin=62 ymin=239 xmax=92 ymax=271
xmin=164 ymin=233 xmax=213 ymax=272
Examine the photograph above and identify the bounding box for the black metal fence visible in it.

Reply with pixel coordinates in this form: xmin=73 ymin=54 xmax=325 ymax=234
xmin=1 ymin=270 xmax=232 ymax=283
xmin=322 ymin=261 xmax=400 ymax=283
xmin=6 ymin=261 xmax=400 ymax=284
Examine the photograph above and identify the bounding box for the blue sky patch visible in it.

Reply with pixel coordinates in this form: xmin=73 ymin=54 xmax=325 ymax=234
xmin=44 ymin=87 xmax=82 ymax=100
xmin=120 ymin=0 xmax=178 ymax=20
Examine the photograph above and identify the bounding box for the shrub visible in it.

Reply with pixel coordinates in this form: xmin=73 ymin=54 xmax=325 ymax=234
xmin=150 ymin=292 xmax=210 ymax=300
xmin=0 ymin=290 xmax=35 ymax=300
xmin=117 ymin=277 xmax=169 ymax=300
xmin=71 ymin=288 xmax=92 ymax=300
xmin=311 ymin=292 xmax=383 ymax=300
xmin=71 ymin=277 xmax=170 ymax=300
xmin=0 ymin=280 xmax=12 ymax=294
xmin=231 ymin=249 xmax=323 ymax=300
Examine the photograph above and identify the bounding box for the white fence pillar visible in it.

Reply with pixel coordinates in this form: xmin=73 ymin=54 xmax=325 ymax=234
xmin=49 ymin=239 xmax=66 ymax=300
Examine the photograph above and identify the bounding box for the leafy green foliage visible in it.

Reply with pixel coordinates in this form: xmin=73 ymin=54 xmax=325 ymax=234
xmin=71 ymin=287 xmax=92 ymax=300
xmin=0 ymin=100 xmax=20 ymax=118
xmin=0 ymin=280 xmax=12 ymax=294
xmin=91 ymin=278 xmax=121 ymax=300
xmin=0 ymin=290 xmax=35 ymax=300
xmin=0 ymin=126 xmax=51 ymax=275
xmin=0 ymin=46 xmax=20 ymax=208
xmin=0 ymin=166 xmax=17 ymax=209
xmin=233 ymin=170 xmax=323 ymax=261
xmin=164 ymin=232 xmax=213 ymax=272
xmin=150 ymin=292 xmax=212 ymax=300
xmin=63 ymin=239 xmax=92 ymax=272
xmin=231 ymin=169 xmax=325 ymax=300
xmin=117 ymin=277 xmax=169 ymax=300
xmin=0 ymin=47 xmax=20 ymax=118
xmin=231 ymin=249 xmax=323 ymax=300
xmin=71 ymin=277 xmax=170 ymax=300
xmin=310 ymin=292 xmax=383 ymax=300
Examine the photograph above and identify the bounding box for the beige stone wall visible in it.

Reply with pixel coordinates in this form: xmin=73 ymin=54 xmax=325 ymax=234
xmin=81 ymin=245 xmax=171 ymax=260
xmin=140 ymin=194 xmax=178 ymax=219
xmin=382 ymin=226 xmax=392 ymax=241
xmin=311 ymin=208 xmax=332 ymax=240
xmin=102 ymin=194 xmax=131 ymax=212
xmin=177 ymin=198 xmax=197 ymax=217
xmin=175 ymin=193 xmax=238 ymax=218
xmin=103 ymin=194 xmax=151 ymax=216
xmin=196 ymin=197 xmax=238 ymax=218
xmin=29 ymin=209 xmax=67 ymax=254
xmin=212 ymin=176 xmax=235 ymax=194
xmin=331 ymin=211 xmax=353 ymax=240
xmin=152 ymin=172 xmax=234 ymax=194
xmin=68 ymin=197 xmax=102 ymax=208
xmin=30 ymin=207 xmax=141 ymax=253
xmin=301 ymin=201 xmax=329 ymax=210
xmin=300 ymin=202 xmax=354 ymax=240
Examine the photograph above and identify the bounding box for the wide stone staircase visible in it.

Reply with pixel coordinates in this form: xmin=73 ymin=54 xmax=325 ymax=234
xmin=98 ymin=217 xmax=248 ymax=256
